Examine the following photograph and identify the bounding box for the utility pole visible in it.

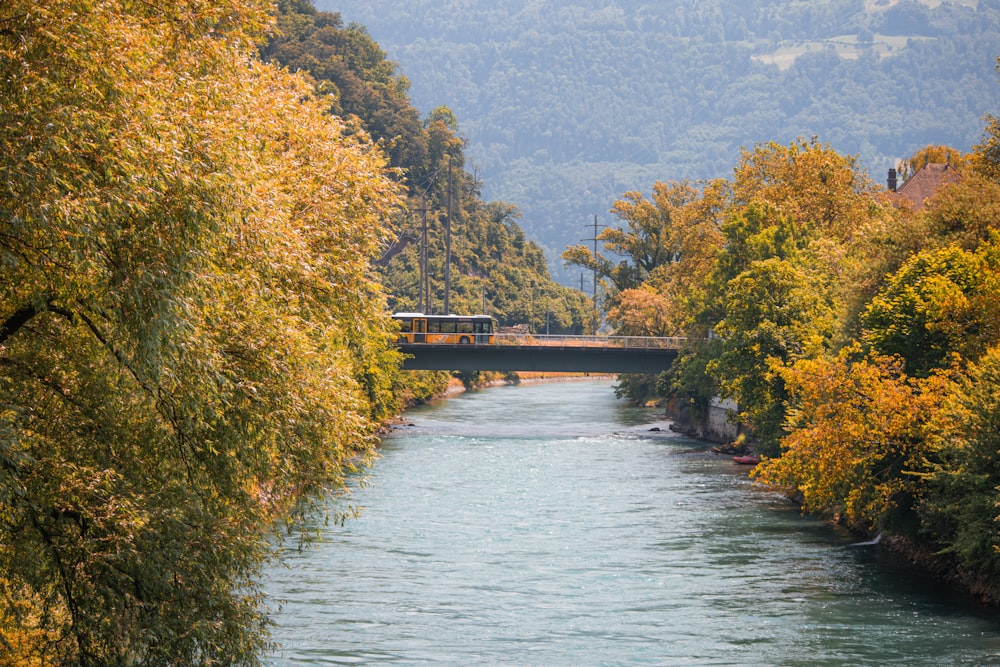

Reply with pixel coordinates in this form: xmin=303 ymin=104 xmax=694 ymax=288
xmin=417 ymin=195 xmax=428 ymax=314
xmin=584 ymin=215 xmax=604 ymax=334
xmin=529 ymin=280 xmax=535 ymax=333
xmin=444 ymin=155 xmax=453 ymax=315
xmin=591 ymin=215 xmax=599 ymax=327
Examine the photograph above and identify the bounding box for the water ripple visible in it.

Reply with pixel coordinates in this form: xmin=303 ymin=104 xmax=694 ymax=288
xmin=265 ymin=381 xmax=1000 ymax=666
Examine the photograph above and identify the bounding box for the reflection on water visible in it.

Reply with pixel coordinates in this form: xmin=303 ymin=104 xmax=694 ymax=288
xmin=265 ymin=381 xmax=1000 ymax=666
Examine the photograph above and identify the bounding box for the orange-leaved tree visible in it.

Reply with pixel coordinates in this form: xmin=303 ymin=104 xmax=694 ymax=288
xmin=753 ymin=345 xmax=952 ymax=535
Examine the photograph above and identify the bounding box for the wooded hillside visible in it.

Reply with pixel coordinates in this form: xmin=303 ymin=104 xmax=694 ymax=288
xmin=265 ymin=0 xmax=592 ymax=332
xmin=321 ymin=0 xmax=1000 ymax=280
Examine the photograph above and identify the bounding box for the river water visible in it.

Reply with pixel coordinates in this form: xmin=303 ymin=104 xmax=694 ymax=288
xmin=264 ymin=380 xmax=1000 ymax=666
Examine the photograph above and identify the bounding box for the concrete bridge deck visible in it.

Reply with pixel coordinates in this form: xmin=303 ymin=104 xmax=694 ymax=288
xmin=398 ymin=334 xmax=683 ymax=374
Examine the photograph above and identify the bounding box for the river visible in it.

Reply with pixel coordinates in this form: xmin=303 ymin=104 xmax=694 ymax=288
xmin=264 ymin=380 xmax=1000 ymax=665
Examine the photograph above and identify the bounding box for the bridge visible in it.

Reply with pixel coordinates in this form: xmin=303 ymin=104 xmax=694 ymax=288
xmin=397 ymin=334 xmax=682 ymax=374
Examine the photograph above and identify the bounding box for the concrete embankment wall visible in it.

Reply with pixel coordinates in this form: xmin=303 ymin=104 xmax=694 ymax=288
xmin=667 ymin=397 xmax=740 ymax=444
xmin=706 ymin=397 xmax=740 ymax=442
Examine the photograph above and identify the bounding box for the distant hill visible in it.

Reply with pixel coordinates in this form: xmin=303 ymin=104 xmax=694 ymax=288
xmin=318 ymin=0 xmax=1000 ymax=281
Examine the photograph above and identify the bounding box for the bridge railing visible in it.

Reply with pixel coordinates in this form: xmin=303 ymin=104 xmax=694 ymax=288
xmin=491 ymin=333 xmax=685 ymax=349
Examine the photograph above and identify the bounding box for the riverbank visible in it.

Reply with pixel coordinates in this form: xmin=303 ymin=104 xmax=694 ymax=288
xmin=883 ymin=535 xmax=1000 ymax=606
xmin=441 ymin=372 xmax=617 ymax=397
xmin=661 ymin=398 xmax=1000 ymax=607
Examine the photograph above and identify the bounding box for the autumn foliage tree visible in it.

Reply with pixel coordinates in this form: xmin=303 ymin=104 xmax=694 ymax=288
xmin=681 ymin=140 xmax=877 ymax=451
xmin=0 ymin=0 xmax=400 ymax=663
xmin=752 ymin=347 xmax=951 ymax=534
xmin=567 ymin=77 xmax=1000 ymax=596
xmin=708 ymin=255 xmax=837 ymax=453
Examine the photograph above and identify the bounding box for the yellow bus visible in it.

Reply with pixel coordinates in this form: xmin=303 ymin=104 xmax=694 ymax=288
xmin=393 ymin=313 xmax=497 ymax=344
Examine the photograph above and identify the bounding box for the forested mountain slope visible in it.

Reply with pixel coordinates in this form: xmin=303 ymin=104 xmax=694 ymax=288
xmin=320 ymin=0 xmax=1000 ymax=280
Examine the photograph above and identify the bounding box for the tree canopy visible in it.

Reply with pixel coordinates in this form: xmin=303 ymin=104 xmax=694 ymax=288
xmin=576 ymin=112 xmax=1000 ymax=596
xmin=0 ymin=0 xmax=401 ymax=662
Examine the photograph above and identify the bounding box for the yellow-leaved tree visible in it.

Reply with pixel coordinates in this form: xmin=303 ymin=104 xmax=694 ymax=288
xmin=0 ymin=0 xmax=400 ymax=663
xmin=752 ymin=346 xmax=951 ymax=534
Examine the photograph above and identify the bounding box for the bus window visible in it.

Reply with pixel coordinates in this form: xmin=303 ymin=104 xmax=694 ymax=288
xmin=398 ymin=319 xmax=412 ymax=333
xmin=458 ymin=321 xmax=473 ymax=334
xmin=427 ymin=320 xmax=440 ymax=333
xmin=440 ymin=320 xmax=456 ymax=333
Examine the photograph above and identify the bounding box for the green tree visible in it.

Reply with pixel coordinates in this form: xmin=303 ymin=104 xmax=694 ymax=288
xmin=973 ymin=111 xmax=1000 ymax=183
xmin=971 ymin=60 xmax=1000 ymax=183
xmin=263 ymin=2 xmax=590 ymax=333
xmin=682 ymin=140 xmax=884 ymax=447
xmin=919 ymin=345 xmax=1000 ymax=582
xmin=861 ymin=241 xmax=1000 ymax=377
xmin=708 ymin=257 xmax=836 ymax=453
xmin=262 ymin=0 xmax=427 ymax=175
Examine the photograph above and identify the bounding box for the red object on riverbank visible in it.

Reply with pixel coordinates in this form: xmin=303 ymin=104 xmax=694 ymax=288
xmin=732 ymin=454 xmax=760 ymax=465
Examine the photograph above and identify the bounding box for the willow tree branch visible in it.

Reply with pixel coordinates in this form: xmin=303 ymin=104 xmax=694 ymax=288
xmin=0 ymin=303 xmax=42 ymax=346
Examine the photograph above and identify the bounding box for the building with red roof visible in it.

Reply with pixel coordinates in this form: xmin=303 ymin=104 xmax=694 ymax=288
xmin=886 ymin=160 xmax=963 ymax=208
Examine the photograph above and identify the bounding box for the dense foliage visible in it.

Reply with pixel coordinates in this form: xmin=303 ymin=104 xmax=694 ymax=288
xmin=263 ymin=1 xmax=591 ymax=333
xmin=4 ymin=0 xmax=997 ymax=661
xmin=320 ymin=0 xmax=1000 ymax=281
xmin=568 ymin=98 xmax=1000 ymax=596
xmin=0 ymin=0 xmax=402 ymax=662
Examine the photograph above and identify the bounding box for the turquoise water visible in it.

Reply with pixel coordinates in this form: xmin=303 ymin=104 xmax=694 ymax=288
xmin=264 ymin=380 xmax=1000 ymax=665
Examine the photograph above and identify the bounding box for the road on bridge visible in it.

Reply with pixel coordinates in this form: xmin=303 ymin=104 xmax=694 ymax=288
xmin=397 ymin=334 xmax=683 ymax=374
